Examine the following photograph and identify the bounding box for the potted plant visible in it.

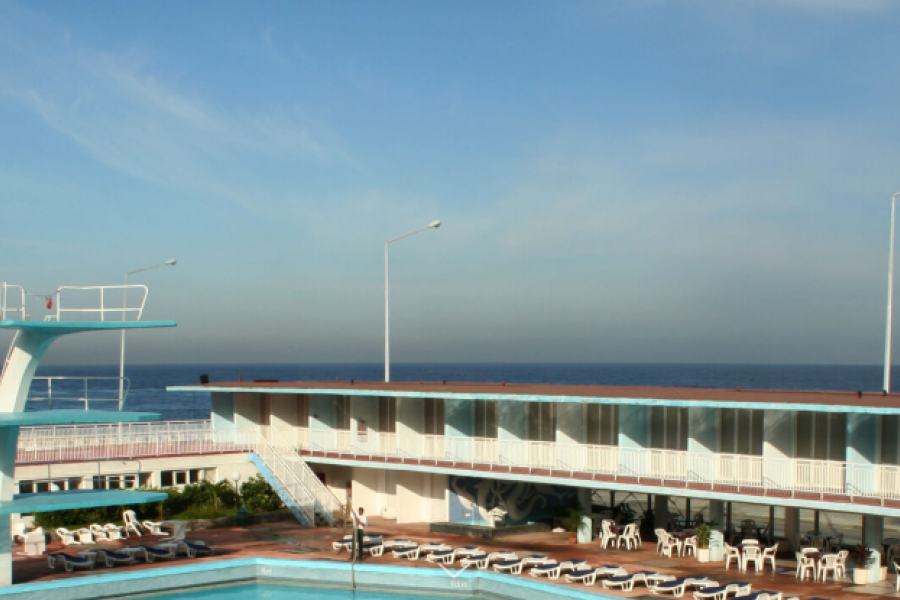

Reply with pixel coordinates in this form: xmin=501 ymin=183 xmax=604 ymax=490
xmin=695 ymin=522 xmax=712 ymax=563
xmin=849 ymin=544 xmax=875 ymax=584
xmin=567 ymin=507 xmax=583 ymax=543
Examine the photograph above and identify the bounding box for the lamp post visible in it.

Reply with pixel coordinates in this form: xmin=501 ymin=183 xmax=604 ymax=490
xmin=384 ymin=220 xmax=441 ymax=382
xmin=885 ymin=193 xmax=900 ymax=393
xmin=118 ymin=259 xmax=177 ymax=401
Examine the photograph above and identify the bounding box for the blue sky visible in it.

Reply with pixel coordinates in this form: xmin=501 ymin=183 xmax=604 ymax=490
xmin=1 ymin=0 xmax=899 ymax=366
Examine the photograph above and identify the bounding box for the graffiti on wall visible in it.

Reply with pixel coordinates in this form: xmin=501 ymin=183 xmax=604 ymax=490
xmin=447 ymin=476 xmax=576 ymax=525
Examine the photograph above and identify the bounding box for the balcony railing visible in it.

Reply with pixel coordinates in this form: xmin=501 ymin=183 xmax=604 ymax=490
xmin=14 ymin=420 xmax=900 ymax=506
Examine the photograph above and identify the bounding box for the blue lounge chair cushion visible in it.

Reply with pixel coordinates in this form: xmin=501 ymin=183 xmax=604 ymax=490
xmin=495 ymin=559 xmax=521 ymax=567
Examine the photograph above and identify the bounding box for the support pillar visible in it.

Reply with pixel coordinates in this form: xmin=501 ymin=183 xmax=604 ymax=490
xmin=654 ymin=495 xmax=669 ymax=530
xmin=784 ymin=507 xmax=800 ymax=551
xmin=577 ymin=488 xmax=592 ymax=543
xmin=864 ymin=515 xmax=884 ymax=582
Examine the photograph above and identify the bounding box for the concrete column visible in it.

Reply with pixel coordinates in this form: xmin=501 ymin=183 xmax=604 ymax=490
xmin=210 ymin=392 xmax=235 ymax=430
xmin=688 ymin=407 xmax=718 ymax=482
xmin=863 ymin=515 xmax=884 ymax=582
xmin=784 ymin=507 xmax=800 ymax=551
xmin=619 ymin=406 xmax=649 ymax=448
xmin=397 ymin=397 xmax=424 ymax=457
xmin=654 ymin=495 xmax=669 ymax=530
xmin=762 ymin=410 xmax=794 ymax=489
xmin=709 ymin=500 xmax=725 ymax=530
xmin=445 ymin=399 xmax=473 ymax=460
xmin=847 ymin=414 xmax=879 ymax=495
xmin=577 ymin=488 xmax=592 ymax=543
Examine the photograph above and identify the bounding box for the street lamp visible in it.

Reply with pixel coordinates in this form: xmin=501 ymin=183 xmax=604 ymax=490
xmin=118 ymin=259 xmax=177 ymax=401
xmin=384 ymin=220 xmax=441 ymax=382
xmin=885 ymin=193 xmax=900 ymax=393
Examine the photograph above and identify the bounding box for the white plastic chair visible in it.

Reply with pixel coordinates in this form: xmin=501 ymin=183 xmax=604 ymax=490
xmin=23 ymin=527 xmax=45 ymax=556
xmin=818 ymin=554 xmax=841 ymax=582
xmin=123 ymin=510 xmax=142 ymax=537
xmin=795 ymin=552 xmax=816 ymax=580
xmin=90 ymin=523 xmax=111 ymax=542
xmin=104 ymin=523 xmax=124 ymax=540
xmin=11 ymin=522 xmax=28 ymax=544
xmin=836 ymin=549 xmax=849 ymax=580
xmin=655 ymin=528 xmax=668 ymax=554
xmin=602 ymin=520 xmax=619 ymax=549
xmin=742 ymin=545 xmax=762 ymax=572
xmin=617 ymin=523 xmax=638 ymax=550
xmin=761 ymin=543 xmax=779 ymax=571
xmin=724 ymin=543 xmax=741 ymax=570
xmin=661 ymin=533 xmax=682 ymax=558
xmin=75 ymin=528 xmax=94 ymax=544
xmin=683 ymin=535 xmax=698 ymax=558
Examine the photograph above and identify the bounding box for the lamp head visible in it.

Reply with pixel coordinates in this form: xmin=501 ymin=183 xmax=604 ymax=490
xmin=165 ymin=259 xmax=177 ymax=266
xmin=428 ymin=220 xmax=442 ymax=229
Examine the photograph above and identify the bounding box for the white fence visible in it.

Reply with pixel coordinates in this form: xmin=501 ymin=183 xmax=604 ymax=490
xmin=15 ymin=420 xmax=900 ymax=505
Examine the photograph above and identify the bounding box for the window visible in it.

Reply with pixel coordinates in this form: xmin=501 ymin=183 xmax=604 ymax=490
xmin=424 ymin=398 xmax=445 ymax=435
xmin=160 ymin=469 xmax=207 ymax=488
xmin=473 ymin=400 xmax=498 ymax=438
xmin=649 ymin=406 xmax=688 ymax=450
xmin=527 ymin=402 xmax=556 ymax=442
xmin=93 ymin=474 xmax=138 ymax=490
xmin=335 ymin=396 xmax=351 ymax=430
xmin=795 ymin=412 xmax=846 ymax=461
xmin=720 ymin=409 xmax=764 ymax=455
xmin=586 ymin=404 xmax=618 ymax=445
xmin=19 ymin=477 xmax=83 ymax=494
xmin=883 ymin=415 xmax=900 ymax=464
xmin=379 ymin=397 xmax=397 ymax=433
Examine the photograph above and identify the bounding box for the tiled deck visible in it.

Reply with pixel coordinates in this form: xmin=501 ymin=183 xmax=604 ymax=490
xmin=13 ymin=517 xmax=900 ymax=600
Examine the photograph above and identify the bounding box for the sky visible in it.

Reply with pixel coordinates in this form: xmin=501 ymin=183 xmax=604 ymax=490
xmin=1 ymin=0 xmax=899 ymax=366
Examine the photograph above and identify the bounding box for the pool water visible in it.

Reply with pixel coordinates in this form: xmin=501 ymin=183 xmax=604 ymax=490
xmin=135 ymin=582 xmax=480 ymax=600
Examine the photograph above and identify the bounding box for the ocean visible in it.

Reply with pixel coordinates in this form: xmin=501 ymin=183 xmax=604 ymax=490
xmin=30 ymin=362 xmax=892 ymax=421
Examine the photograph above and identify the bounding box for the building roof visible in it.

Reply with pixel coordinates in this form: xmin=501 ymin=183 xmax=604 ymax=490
xmin=168 ymin=379 xmax=900 ymax=413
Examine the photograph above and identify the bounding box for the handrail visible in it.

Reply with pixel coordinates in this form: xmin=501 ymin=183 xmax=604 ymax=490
xmin=27 ymin=376 xmax=131 ymax=410
xmin=54 ymin=284 xmax=148 ymax=322
xmin=14 ymin=420 xmax=900 ymax=505
xmin=268 ymin=427 xmax=344 ymax=521
xmin=252 ymin=434 xmax=318 ymax=525
xmin=0 ymin=283 xmax=26 ymax=320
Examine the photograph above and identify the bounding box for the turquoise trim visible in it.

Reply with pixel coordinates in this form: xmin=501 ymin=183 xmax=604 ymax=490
xmin=0 ymin=557 xmax=612 ymax=600
xmin=304 ymin=456 xmax=900 ymax=519
xmin=0 ymin=490 xmax=167 ymax=515
xmin=247 ymin=454 xmax=311 ymax=526
xmin=0 ymin=321 xmax=176 ymax=335
xmin=168 ymin=385 xmax=898 ymax=414
xmin=0 ymin=410 xmax=159 ymax=427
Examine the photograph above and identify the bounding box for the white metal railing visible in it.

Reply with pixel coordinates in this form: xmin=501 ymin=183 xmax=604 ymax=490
xmin=16 ymin=420 xmax=900 ymax=505
xmin=0 ymin=283 xmax=26 ymax=320
xmin=27 ymin=376 xmax=130 ymax=410
xmin=54 ymin=285 xmax=148 ymax=322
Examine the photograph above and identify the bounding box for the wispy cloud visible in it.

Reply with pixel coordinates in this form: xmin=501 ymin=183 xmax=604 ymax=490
xmin=0 ymin=5 xmax=354 ymax=211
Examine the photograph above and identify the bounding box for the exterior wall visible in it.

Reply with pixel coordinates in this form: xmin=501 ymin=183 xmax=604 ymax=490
xmin=310 ymin=394 xmax=336 ymax=430
xmin=688 ymin=407 xmax=718 ymax=480
xmin=270 ymin=394 xmax=298 ymax=431
xmin=210 ymin=392 xmax=235 ymax=430
xmin=306 ymin=463 xmax=352 ymax=505
xmin=557 ymin=403 xmax=585 ymax=445
xmin=446 ymin=399 xmax=472 ymax=460
xmin=499 ymin=402 xmax=526 ymax=441
xmin=233 ymin=393 xmax=260 ymax=430
xmin=395 ymin=471 xmax=448 ymax=524
xmin=618 ymin=405 xmax=648 ymax=448
xmin=352 ymin=395 xmax=378 ymax=437
xmin=763 ymin=409 xmax=793 ymax=487
xmin=847 ymin=414 xmax=880 ymax=495
xmin=397 ymin=397 xmax=424 ymax=437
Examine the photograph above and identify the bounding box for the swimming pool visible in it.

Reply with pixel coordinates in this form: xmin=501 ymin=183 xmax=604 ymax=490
xmin=0 ymin=559 xmax=608 ymax=600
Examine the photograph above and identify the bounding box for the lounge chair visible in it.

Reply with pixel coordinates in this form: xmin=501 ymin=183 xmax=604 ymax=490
xmin=693 ymin=582 xmax=752 ymax=600
xmin=90 ymin=523 xmax=111 ymax=542
xmin=382 ymin=538 xmax=416 ymax=550
xmin=392 ymin=544 xmax=424 ymax=560
xmin=362 ymin=542 xmax=384 ymax=557
xmin=602 ymin=571 xmax=664 ymax=592
xmin=426 ymin=545 xmax=480 ymax=564
xmin=529 ymin=560 xmax=588 ymax=580
xmin=178 ymin=540 xmax=214 ymax=558
xmin=133 ymin=545 xmax=177 ymax=563
xmin=96 ymin=549 xmax=138 ymax=567
xmin=104 ymin=523 xmax=125 ymax=541
xmin=332 ymin=535 xmax=354 ymax=551
xmin=651 ymin=577 xmax=719 ymax=597
xmin=565 ymin=565 xmax=627 ymax=586
xmin=142 ymin=520 xmax=166 ymax=535
xmin=47 ymin=552 xmax=97 ymax=572
xmin=55 ymin=528 xmax=79 ymax=545
xmin=460 ymin=550 xmax=517 ymax=570
xmin=494 ymin=556 xmax=553 ymax=575
xmin=741 ymin=591 xmax=783 ymax=600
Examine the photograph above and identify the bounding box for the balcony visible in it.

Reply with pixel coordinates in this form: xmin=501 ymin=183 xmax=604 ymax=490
xmin=14 ymin=421 xmax=900 ymax=509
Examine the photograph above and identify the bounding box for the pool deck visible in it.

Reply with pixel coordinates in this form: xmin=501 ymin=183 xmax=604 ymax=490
xmin=13 ymin=517 xmax=900 ymax=600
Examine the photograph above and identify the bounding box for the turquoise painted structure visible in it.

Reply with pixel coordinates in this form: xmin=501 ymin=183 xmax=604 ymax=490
xmin=248 ymin=454 xmax=313 ymax=526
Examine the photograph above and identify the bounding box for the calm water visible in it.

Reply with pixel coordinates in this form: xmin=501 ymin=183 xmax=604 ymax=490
xmin=29 ymin=362 xmax=893 ymax=420
xmin=135 ymin=582 xmax=480 ymax=600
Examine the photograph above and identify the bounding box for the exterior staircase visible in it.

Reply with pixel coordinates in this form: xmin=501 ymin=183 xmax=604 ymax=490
xmin=250 ymin=428 xmax=345 ymax=527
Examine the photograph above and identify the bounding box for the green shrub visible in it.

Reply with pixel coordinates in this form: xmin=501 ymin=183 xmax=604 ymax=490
xmin=240 ymin=475 xmax=281 ymax=512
